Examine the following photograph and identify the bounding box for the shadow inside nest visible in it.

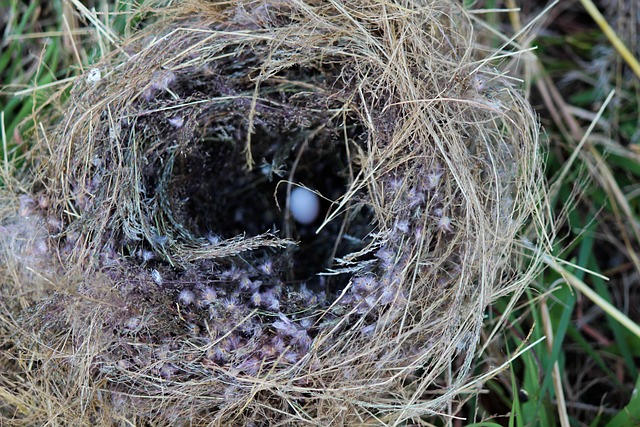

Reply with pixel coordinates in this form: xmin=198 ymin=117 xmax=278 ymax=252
xmin=124 ymin=60 xmax=377 ymax=296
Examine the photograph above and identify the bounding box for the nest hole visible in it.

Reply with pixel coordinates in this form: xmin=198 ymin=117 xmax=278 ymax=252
xmin=163 ymin=103 xmax=374 ymax=293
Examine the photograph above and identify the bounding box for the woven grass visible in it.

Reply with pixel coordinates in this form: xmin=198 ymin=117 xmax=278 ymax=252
xmin=0 ymin=0 xmax=546 ymax=425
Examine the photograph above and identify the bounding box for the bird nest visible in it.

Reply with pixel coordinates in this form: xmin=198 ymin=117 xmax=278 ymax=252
xmin=0 ymin=0 xmax=545 ymax=425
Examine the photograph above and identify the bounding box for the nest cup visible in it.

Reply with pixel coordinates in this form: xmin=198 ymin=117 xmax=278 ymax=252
xmin=1 ymin=0 xmax=544 ymax=425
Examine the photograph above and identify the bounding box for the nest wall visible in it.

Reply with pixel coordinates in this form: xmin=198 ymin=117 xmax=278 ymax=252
xmin=0 ymin=0 xmax=545 ymax=425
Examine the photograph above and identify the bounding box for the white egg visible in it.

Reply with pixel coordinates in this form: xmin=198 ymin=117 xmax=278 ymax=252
xmin=290 ymin=187 xmax=320 ymax=225
xmin=86 ymin=68 xmax=101 ymax=84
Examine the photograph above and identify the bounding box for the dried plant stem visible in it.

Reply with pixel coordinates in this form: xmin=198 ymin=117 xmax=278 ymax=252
xmin=579 ymin=0 xmax=640 ymax=80
xmin=1 ymin=111 xmax=7 ymax=183
xmin=540 ymin=252 xmax=640 ymax=340
xmin=541 ymin=297 xmax=570 ymax=427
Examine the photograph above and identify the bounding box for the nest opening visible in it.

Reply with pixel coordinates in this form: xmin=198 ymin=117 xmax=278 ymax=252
xmin=131 ymin=62 xmax=375 ymax=295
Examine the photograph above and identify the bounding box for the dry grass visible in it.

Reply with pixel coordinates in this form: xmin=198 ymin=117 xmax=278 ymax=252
xmin=0 ymin=0 xmax=548 ymax=425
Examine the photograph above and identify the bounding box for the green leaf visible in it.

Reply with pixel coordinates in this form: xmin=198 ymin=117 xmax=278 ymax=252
xmin=605 ymin=375 xmax=640 ymax=427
